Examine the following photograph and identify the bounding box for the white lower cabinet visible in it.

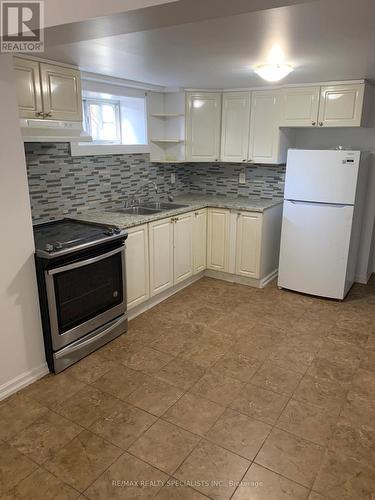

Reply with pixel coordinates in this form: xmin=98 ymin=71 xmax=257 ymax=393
xmin=235 ymin=211 xmax=261 ymax=279
xmin=126 ymin=225 xmax=150 ymax=309
xmin=149 ymin=217 xmax=174 ymax=297
xmin=173 ymin=212 xmax=194 ymax=284
xmin=130 ymin=205 xmax=279 ymax=307
xmin=148 ymin=209 xmax=207 ymax=298
xmin=193 ymin=209 xmax=207 ymax=274
xmin=207 ymin=208 xmax=230 ymax=272
xmin=206 ymin=205 xmax=282 ymax=282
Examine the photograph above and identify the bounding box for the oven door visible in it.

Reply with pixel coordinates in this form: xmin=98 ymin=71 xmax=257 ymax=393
xmin=45 ymin=245 xmax=127 ymax=351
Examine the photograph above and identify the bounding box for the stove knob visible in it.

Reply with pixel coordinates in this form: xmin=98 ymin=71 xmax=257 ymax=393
xmin=113 ymin=227 xmax=121 ymax=235
xmin=54 ymin=242 xmax=63 ymax=250
xmin=45 ymin=243 xmax=54 ymax=253
xmin=104 ymin=228 xmax=115 ymax=236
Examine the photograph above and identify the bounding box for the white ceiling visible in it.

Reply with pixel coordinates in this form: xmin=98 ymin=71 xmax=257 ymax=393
xmin=43 ymin=0 xmax=375 ymax=89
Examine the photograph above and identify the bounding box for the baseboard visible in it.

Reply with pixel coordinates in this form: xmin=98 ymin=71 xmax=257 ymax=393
xmin=204 ymin=269 xmax=261 ymax=288
xmin=205 ymin=269 xmax=278 ymax=289
xmin=0 ymin=362 xmax=49 ymax=401
xmin=128 ymin=272 xmax=204 ymax=320
xmin=260 ymin=269 xmax=278 ymax=287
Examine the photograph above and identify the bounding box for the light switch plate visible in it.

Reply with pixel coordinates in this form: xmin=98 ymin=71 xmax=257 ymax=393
xmin=171 ymin=172 xmax=176 ymax=184
xmin=239 ymin=172 xmax=246 ymax=184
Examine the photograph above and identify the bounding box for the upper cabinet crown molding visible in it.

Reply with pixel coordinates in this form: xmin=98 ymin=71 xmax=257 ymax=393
xmin=186 ymin=92 xmax=222 ymax=162
xmin=13 ymin=56 xmax=83 ymax=122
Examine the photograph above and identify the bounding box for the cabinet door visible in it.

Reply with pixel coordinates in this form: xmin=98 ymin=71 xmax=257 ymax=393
xmin=40 ymin=63 xmax=83 ymax=121
xmin=13 ymin=57 xmax=43 ymax=119
xmin=126 ymin=225 xmax=150 ymax=310
xmin=248 ymin=90 xmax=282 ymax=164
xmin=207 ymin=208 xmax=230 ymax=272
xmin=235 ymin=211 xmax=261 ymax=279
xmin=280 ymin=86 xmax=320 ymax=127
xmin=193 ymin=209 xmax=207 ymax=274
xmin=186 ymin=92 xmax=221 ymax=162
xmin=149 ymin=218 xmax=174 ymax=297
xmin=173 ymin=212 xmax=194 ymax=284
xmin=221 ymin=92 xmax=251 ymax=162
xmin=318 ymin=84 xmax=365 ymax=127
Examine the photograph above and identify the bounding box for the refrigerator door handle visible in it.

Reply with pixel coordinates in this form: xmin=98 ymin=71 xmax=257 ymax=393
xmin=286 ymin=200 xmax=352 ymax=208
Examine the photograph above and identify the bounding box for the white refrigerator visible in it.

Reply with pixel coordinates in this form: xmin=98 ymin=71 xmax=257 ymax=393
xmin=278 ymin=149 xmax=368 ymax=300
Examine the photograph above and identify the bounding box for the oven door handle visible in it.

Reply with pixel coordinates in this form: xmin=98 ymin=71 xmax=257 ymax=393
xmin=54 ymin=314 xmax=127 ymax=360
xmin=47 ymin=246 xmax=124 ymax=275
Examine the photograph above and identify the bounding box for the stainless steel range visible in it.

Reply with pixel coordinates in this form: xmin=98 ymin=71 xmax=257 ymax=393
xmin=34 ymin=219 xmax=128 ymax=373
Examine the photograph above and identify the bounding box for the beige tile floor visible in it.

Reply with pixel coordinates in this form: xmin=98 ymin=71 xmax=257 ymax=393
xmin=1 ymin=277 xmax=375 ymax=499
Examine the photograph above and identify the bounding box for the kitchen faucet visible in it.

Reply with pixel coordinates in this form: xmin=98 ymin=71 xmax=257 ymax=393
xmin=127 ymin=181 xmax=158 ymax=206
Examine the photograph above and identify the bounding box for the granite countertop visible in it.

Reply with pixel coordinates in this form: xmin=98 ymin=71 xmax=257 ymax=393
xmin=73 ymin=194 xmax=283 ymax=230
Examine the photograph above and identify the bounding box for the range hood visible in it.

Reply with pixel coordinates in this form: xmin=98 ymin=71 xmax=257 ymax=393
xmin=20 ymin=119 xmax=92 ymax=143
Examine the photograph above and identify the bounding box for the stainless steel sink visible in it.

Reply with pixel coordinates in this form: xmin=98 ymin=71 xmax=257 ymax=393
xmin=141 ymin=202 xmax=189 ymax=210
xmin=109 ymin=207 xmax=162 ymax=215
xmin=107 ymin=201 xmax=189 ymax=216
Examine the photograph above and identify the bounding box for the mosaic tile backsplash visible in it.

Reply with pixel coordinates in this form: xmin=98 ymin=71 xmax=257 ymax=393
xmin=25 ymin=143 xmax=285 ymax=223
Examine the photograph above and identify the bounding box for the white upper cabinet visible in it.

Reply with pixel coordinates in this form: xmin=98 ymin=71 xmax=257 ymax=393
xmin=14 ymin=57 xmax=83 ymax=121
xmin=248 ymin=90 xmax=287 ymax=164
xmin=126 ymin=225 xmax=150 ymax=310
xmin=186 ymin=92 xmax=221 ymax=162
xmin=280 ymin=86 xmax=320 ymax=127
xmin=193 ymin=209 xmax=207 ymax=274
xmin=13 ymin=57 xmax=43 ymax=119
xmin=40 ymin=63 xmax=83 ymax=121
xmin=221 ymin=92 xmax=251 ymax=162
xmin=318 ymin=84 xmax=365 ymax=127
xmin=281 ymin=83 xmax=371 ymax=128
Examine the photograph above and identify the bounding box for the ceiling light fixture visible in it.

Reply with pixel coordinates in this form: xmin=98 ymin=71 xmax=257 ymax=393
xmin=254 ymin=62 xmax=294 ymax=82
xmin=254 ymin=44 xmax=294 ymax=82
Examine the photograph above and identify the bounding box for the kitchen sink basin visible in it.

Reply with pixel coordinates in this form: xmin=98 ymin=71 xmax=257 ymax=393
xmin=141 ymin=202 xmax=189 ymax=210
xmin=107 ymin=201 xmax=189 ymax=216
xmin=109 ymin=207 xmax=162 ymax=215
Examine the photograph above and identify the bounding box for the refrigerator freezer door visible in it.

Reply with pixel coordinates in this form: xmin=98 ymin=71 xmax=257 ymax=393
xmin=278 ymin=200 xmax=354 ymax=299
xmin=284 ymin=149 xmax=360 ymax=204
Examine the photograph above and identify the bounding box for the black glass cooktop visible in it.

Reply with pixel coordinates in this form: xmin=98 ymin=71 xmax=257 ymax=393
xmin=34 ymin=219 xmax=126 ymax=258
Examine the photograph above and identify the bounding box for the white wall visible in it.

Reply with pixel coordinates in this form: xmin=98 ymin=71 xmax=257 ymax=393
xmin=0 ymin=55 xmax=47 ymax=400
xmin=295 ymin=127 xmax=375 ymax=280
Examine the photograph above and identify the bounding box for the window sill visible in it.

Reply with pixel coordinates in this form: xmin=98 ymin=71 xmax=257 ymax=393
xmin=70 ymin=143 xmax=150 ymax=157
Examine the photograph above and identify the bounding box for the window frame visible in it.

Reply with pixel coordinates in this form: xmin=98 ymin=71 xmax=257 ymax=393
xmin=71 ymin=87 xmax=150 ymax=157
xmin=83 ymin=98 xmax=122 ymax=145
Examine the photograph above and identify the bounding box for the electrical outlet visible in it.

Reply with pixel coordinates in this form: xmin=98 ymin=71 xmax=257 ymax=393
xmin=171 ymin=172 xmax=176 ymax=185
xmin=239 ymin=172 xmax=246 ymax=185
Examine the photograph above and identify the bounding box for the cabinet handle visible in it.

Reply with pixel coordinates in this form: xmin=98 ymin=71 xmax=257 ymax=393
xmin=312 ymin=121 xmax=316 ymax=126
xmin=35 ymin=111 xmax=44 ymax=117
xmin=242 ymin=159 xmax=246 ymax=162
xmin=319 ymin=122 xmax=323 ymax=127
xmin=44 ymin=112 xmax=52 ymax=118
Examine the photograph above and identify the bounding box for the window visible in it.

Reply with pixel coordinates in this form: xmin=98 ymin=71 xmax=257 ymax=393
xmin=83 ymin=99 xmax=121 ymax=144
xmin=71 ymin=85 xmax=149 ymax=156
